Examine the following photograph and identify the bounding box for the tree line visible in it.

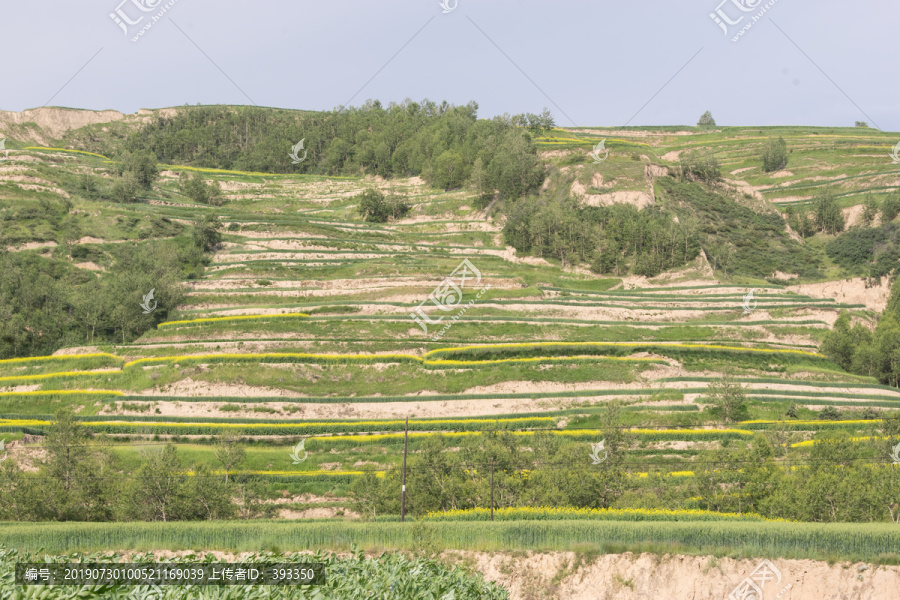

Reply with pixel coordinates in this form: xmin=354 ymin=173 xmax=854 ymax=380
xmin=502 ymin=195 xmax=700 ymax=276
xmin=120 ymin=101 xmax=547 ymax=203
xmin=349 ymin=406 xmax=900 ymax=524
xmin=0 ymin=218 xmax=220 ymax=359
xmin=0 ymin=412 xmax=261 ymax=522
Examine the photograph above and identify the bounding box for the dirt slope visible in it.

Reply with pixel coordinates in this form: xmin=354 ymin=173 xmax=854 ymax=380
xmin=456 ymin=551 xmax=900 ymax=600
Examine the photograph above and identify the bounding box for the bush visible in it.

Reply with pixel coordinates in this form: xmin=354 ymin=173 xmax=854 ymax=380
xmin=812 ymin=188 xmax=844 ymax=235
xmin=882 ymin=195 xmax=900 ymax=223
xmin=818 ymin=406 xmax=841 ymax=420
xmin=110 ymin=173 xmax=140 ymax=203
xmin=679 ymin=150 xmax=721 ymax=182
xmin=192 ymin=214 xmax=222 ymax=252
xmin=117 ymin=151 xmax=159 ymax=188
xmin=180 ymin=171 xmax=225 ymax=206
xmin=354 ymin=189 xmax=410 ymax=223
xmin=761 ymin=137 xmax=788 ymax=172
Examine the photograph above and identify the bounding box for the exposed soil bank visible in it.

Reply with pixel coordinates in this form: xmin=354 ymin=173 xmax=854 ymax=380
xmin=454 ymin=551 xmax=900 ymax=600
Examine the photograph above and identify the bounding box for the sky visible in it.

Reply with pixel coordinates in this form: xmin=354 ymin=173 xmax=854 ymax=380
xmin=1 ymin=0 xmax=898 ymax=130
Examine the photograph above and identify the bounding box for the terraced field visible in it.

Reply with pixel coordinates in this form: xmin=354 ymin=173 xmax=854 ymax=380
xmin=3 ymin=132 xmax=898 ymax=531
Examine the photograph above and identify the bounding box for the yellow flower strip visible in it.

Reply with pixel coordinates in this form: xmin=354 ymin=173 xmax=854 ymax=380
xmin=157 ymin=313 xmax=310 ymax=329
xmin=23 ymin=147 xmax=110 ymax=159
xmin=631 ymin=471 xmax=695 ymax=478
xmin=424 ymin=342 xmax=824 ymax=359
xmin=790 ymin=435 xmax=884 ymax=448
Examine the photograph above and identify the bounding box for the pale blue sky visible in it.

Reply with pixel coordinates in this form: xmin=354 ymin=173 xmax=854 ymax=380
xmin=2 ymin=0 xmax=897 ymax=130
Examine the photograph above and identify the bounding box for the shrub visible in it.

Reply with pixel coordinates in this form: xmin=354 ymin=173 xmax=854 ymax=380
xmin=882 ymin=195 xmax=900 ymax=223
xmin=812 ymin=188 xmax=844 ymax=235
xmin=110 ymin=173 xmax=140 ymax=203
xmin=761 ymin=137 xmax=788 ymax=172
xmin=115 ymin=150 xmax=159 ymax=188
xmin=354 ymin=189 xmax=410 ymax=223
xmin=192 ymin=214 xmax=222 ymax=252
xmin=679 ymin=150 xmax=721 ymax=182
xmin=180 ymin=171 xmax=225 ymax=206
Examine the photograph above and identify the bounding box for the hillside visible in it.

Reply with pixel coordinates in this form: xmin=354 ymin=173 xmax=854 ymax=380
xmin=1 ymin=105 xmax=900 ymax=598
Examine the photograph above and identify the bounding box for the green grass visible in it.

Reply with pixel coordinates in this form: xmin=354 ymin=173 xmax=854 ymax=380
xmin=3 ymin=520 xmax=899 ymax=562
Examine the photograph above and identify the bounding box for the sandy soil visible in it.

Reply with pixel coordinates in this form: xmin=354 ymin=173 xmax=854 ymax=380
xmin=660 ymin=150 xmax=681 ymax=161
xmin=581 ymin=190 xmax=654 ymax=209
xmin=457 ymin=551 xmax=900 ymax=600
xmin=5 ymin=241 xmax=58 ymax=251
xmin=787 ymin=277 xmax=890 ymax=312
xmin=842 ymin=204 xmax=866 ymax=229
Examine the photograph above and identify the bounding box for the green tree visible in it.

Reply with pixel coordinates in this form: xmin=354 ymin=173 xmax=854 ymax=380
xmin=130 ymin=444 xmax=185 ymax=522
xmin=862 ymin=196 xmax=880 ymax=225
xmin=183 ymin=464 xmax=236 ymax=520
xmin=44 ymin=408 xmax=91 ymax=493
xmin=679 ymin=149 xmax=721 ymax=182
xmin=697 ymin=111 xmax=716 ymax=128
xmin=855 ymin=121 xmax=869 ymax=128
xmin=821 ymin=312 xmax=868 ymax=371
xmin=119 ymin=151 xmax=160 ymax=188
xmin=432 ymin=150 xmax=466 ymax=191
xmin=192 ymin=214 xmax=222 ymax=252
xmin=111 ymin=173 xmax=140 ymax=203
xmin=214 ymin=429 xmax=246 ymax=484
xmin=355 ymin=189 xmax=410 ymax=223
xmin=812 ymin=188 xmax=845 ymax=235
xmin=703 ymin=372 xmax=749 ymax=423
xmin=881 ymin=195 xmax=900 ymax=223
xmin=761 ymin=137 xmax=788 ymax=172
xmin=180 ymin=172 xmax=225 ymax=206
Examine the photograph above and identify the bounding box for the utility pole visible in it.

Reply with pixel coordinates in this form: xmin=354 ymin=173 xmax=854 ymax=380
xmin=401 ymin=416 xmax=408 ymax=522
xmin=490 ymin=457 xmax=494 ymax=522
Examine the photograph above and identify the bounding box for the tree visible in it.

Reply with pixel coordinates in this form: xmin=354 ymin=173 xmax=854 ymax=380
xmin=118 ymin=151 xmax=159 ymax=188
xmin=703 ymin=372 xmax=748 ymax=423
xmin=180 ymin=172 xmax=224 ymax=206
xmin=761 ymin=137 xmax=788 ymax=172
xmin=855 ymin=121 xmax=869 ymax=128
xmin=131 ymin=444 xmax=185 ymax=522
xmin=821 ymin=312 xmax=866 ymax=371
xmin=355 ymin=189 xmax=410 ymax=223
xmin=432 ymin=150 xmax=466 ymax=191
xmin=44 ymin=408 xmax=91 ymax=493
xmin=785 ymin=205 xmax=815 ymax=238
xmin=601 ymin=400 xmax=627 ymax=467
xmin=882 ymin=195 xmax=900 ymax=223
xmin=192 ymin=214 xmax=222 ymax=252
xmin=111 ymin=173 xmax=140 ymax=203
xmin=183 ymin=464 xmax=236 ymax=520
xmin=812 ymin=188 xmax=844 ymax=235
xmin=862 ymin=196 xmax=880 ymax=225
xmin=697 ymin=111 xmax=716 ymax=128
xmin=679 ymin=149 xmax=721 ymax=182
xmin=214 ymin=430 xmax=246 ymax=484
